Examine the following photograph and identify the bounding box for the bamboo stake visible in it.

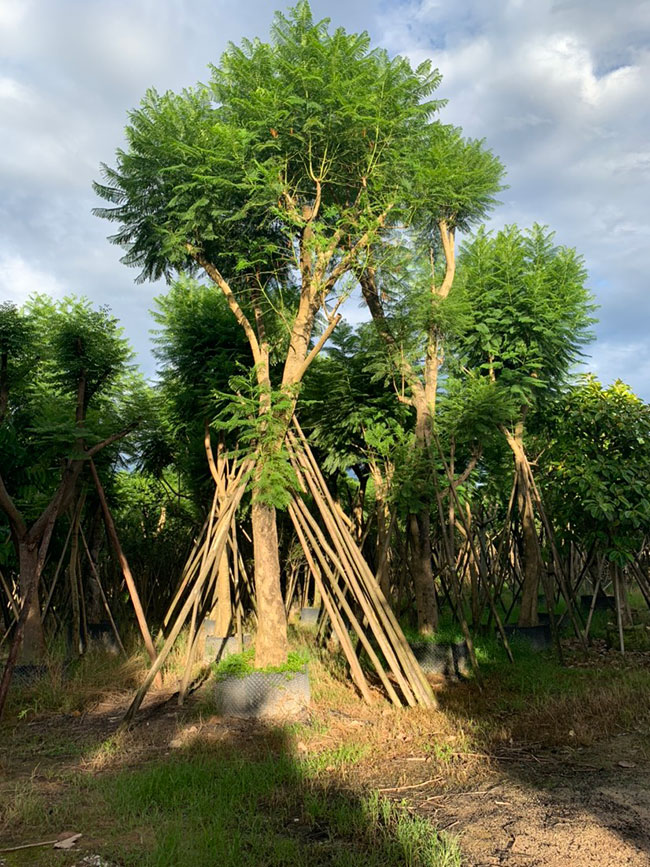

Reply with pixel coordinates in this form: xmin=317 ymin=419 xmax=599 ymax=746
xmin=523 ymin=460 xmax=586 ymax=651
xmin=288 ymin=447 xmax=418 ymax=706
xmin=163 ymin=491 xmax=217 ymax=629
xmin=89 ymin=459 xmax=161 ymax=686
xmin=584 ymin=573 xmax=602 ymax=642
xmin=431 ymin=432 xmax=513 ymax=665
xmin=0 ymin=567 xmax=19 ymax=620
xmin=288 ymin=423 xmax=435 ymax=707
xmin=614 ymin=564 xmax=625 ymax=655
xmin=292 ymin=428 xmax=435 ymax=706
xmin=122 ymin=476 xmax=248 ymax=723
xmin=79 ymin=525 xmax=126 ymax=655
xmin=289 ymin=503 xmax=377 ymax=705
xmin=290 ymin=498 xmax=401 ymax=706
xmin=41 ymin=519 xmax=74 ymax=622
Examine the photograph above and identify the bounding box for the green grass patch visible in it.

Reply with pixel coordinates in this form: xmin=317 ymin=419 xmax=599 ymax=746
xmin=212 ymin=649 xmax=311 ymax=680
xmin=96 ymin=751 xmax=459 ymax=867
xmin=1 ymin=745 xmax=460 ymax=867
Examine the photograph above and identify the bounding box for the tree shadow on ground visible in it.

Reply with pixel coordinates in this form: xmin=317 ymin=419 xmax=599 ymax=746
xmin=0 ymin=700 xmax=460 ymax=867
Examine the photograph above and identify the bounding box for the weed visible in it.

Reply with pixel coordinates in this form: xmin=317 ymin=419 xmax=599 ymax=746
xmin=304 ymin=742 xmax=370 ymax=773
xmin=212 ymin=649 xmax=310 ymax=680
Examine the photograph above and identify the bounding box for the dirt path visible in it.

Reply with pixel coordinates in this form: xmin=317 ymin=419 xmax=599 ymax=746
xmin=385 ymin=736 xmax=650 ymax=867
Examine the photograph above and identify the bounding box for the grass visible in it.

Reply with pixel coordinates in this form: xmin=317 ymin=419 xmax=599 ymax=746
xmin=5 ymin=606 xmax=650 ymax=865
xmin=212 ymin=648 xmax=311 ymax=680
xmin=440 ymin=628 xmax=650 ymax=748
xmin=0 ymin=743 xmax=461 ymax=867
xmin=3 ymin=647 xmax=148 ymax=722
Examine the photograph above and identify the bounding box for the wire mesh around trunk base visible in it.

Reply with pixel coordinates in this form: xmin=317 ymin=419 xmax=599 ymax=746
xmin=409 ymin=642 xmax=471 ymax=679
xmin=214 ymin=668 xmax=310 ymax=718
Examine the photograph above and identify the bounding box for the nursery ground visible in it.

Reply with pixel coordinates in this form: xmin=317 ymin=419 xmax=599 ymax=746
xmin=1 ymin=633 xmax=650 ymax=866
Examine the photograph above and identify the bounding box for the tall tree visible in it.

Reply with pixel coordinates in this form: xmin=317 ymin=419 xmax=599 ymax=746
xmin=93 ymin=2 xmax=443 ymax=666
xmin=0 ymin=297 xmax=137 ymax=668
xmin=355 ymin=127 xmax=505 ymax=632
xmin=456 ymin=224 xmax=595 ymax=625
xmin=544 ymin=376 xmax=650 ymax=566
xmin=301 ymin=323 xmax=412 ymax=596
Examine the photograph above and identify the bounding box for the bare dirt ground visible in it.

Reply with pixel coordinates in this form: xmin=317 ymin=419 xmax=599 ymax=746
xmin=382 ymin=737 xmax=650 ymax=866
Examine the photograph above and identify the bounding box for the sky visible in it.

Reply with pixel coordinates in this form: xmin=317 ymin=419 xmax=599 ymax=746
xmin=1 ymin=0 xmax=649 ymax=396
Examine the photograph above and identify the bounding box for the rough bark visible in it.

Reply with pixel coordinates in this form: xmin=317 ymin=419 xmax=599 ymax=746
xmin=193 ymin=197 xmax=388 ymax=671
xmin=409 ymin=513 xmax=438 ymax=633
xmin=17 ymin=542 xmax=45 ymax=664
xmin=90 ymin=459 xmax=161 ymax=681
xmin=252 ymin=500 xmax=288 ymax=668
xmin=504 ymin=422 xmax=542 ymax=628
xmin=213 ymin=550 xmax=232 ymax=637
xmin=409 ymin=395 xmax=439 ymax=633
xmin=369 ymin=461 xmax=391 ymax=598
xmin=516 ymin=465 xmax=541 ymax=627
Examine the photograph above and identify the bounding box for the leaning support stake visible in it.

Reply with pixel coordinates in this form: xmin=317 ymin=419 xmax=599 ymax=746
xmin=89 ymin=459 xmax=162 ymax=687
xmin=122 ymin=472 xmax=249 ymax=723
xmin=288 ymin=419 xmax=436 ymax=709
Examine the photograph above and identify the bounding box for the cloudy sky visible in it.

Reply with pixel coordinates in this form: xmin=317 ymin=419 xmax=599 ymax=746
xmin=1 ymin=0 xmax=649 ymax=396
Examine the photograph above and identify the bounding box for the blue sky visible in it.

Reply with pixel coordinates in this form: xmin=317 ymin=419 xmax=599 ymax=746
xmin=1 ymin=0 xmax=649 ymax=396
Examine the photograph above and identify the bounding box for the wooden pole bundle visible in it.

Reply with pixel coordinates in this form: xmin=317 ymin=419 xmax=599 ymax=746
xmin=287 ymin=419 xmax=436 ymax=709
xmin=123 ymin=466 xmax=250 ymax=723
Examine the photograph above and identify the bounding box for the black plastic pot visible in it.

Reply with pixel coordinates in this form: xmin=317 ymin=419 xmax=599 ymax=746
xmin=12 ymin=664 xmax=48 ymax=685
xmin=203 ymin=633 xmax=252 ymax=664
xmin=300 ymin=607 xmax=321 ymax=626
xmin=580 ymin=594 xmax=615 ymax=611
xmin=202 ymin=619 xmax=216 ymax=637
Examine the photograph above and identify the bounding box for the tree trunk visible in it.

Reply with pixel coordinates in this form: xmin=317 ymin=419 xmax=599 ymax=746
xmin=369 ymin=461 xmax=391 ymax=599
xmin=252 ymin=500 xmax=288 ymax=667
xmin=213 ymin=550 xmax=232 ymax=637
xmin=515 ymin=454 xmax=541 ymax=627
xmin=409 ymin=397 xmax=438 ymax=634
xmin=409 ymin=512 xmax=438 ymax=634
xmin=501 ymin=420 xmax=542 ymax=628
xmin=18 ymin=542 xmax=45 ymax=663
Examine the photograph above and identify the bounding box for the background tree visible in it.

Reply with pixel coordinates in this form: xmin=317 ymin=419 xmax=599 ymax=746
xmin=0 ymin=296 xmax=139 ymax=717
xmin=301 ymin=323 xmax=412 ymax=597
xmin=455 ymin=224 xmax=595 ymax=625
xmin=543 ymin=376 xmax=650 ymax=566
xmin=356 ymin=126 xmax=505 ymax=633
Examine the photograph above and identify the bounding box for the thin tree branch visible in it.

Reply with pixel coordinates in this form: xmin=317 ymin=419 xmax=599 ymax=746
xmin=0 ymin=472 xmax=26 ymax=538
xmin=296 ymin=313 xmax=342 ymax=381
xmin=438 ymin=219 xmax=456 ymax=299
xmin=191 ymin=250 xmax=262 ymax=366
xmin=86 ymin=422 xmax=138 ymax=457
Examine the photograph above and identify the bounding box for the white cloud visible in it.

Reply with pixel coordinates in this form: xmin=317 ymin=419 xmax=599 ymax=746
xmin=0 ymin=253 xmax=66 ymax=305
xmin=0 ymin=0 xmax=648 ymax=397
xmin=0 ymin=75 xmax=31 ymax=102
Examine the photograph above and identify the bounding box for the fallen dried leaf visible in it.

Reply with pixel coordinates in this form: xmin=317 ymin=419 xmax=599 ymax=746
xmin=54 ymin=833 xmax=82 ymax=850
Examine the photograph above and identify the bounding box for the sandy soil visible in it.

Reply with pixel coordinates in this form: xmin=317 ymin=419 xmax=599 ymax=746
xmin=381 ymin=734 xmax=650 ymax=866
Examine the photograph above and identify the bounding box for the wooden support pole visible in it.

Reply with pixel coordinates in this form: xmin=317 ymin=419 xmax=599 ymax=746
xmin=122 ymin=474 xmax=248 ymax=723
xmin=289 ymin=503 xmax=377 ymax=705
xmin=89 ymin=459 xmax=161 ymax=687
xmin=79 ymin=525 xmax=126 ymax=656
